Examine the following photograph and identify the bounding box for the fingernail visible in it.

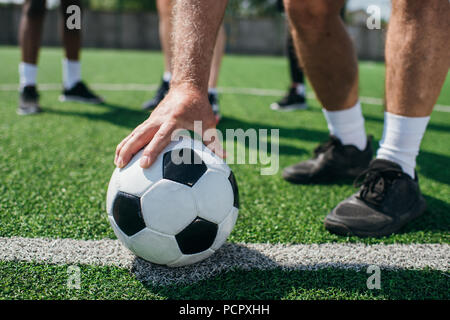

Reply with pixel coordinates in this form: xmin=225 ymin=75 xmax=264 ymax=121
xmin=117 ymin=157 xmax=124 ymax=168
xmin=140 ymin=156 xmax=151 ymax=168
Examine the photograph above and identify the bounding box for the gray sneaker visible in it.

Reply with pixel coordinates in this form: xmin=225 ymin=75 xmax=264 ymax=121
xmin=17 ymin=86 xmax=42 ymax=115
xmin=324 ymin=159 xmax=427 ymax=237
xmin=282 ymin=135 xmax=373 ymax=184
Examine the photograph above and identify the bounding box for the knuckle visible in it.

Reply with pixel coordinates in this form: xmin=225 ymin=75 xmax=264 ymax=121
xmin=154 ymin=130 xmax=167 ymax=141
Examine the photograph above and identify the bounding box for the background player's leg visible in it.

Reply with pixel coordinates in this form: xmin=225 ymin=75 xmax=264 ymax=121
xmin=142 ymin=0 xmax=173 ymax=110
xmin=284 ymin=0 xmax=358 ymax=111
xmin=282 ymin=0 xmax=370 ymax=185
xmin=208 ymin=24 xmax=226 ymax=90
xmin=60 ymin=0 xmax=81 ymax=62
xmin=157 ymin=0 xmax=173 ymax=80
xmin=287 ymin=31 xmax=305 ymax=90
xmin=377 ymin=0 xmax=450 ymax=178
xmin=17 ymin=0 xmax=46 ymax=115
xmin=59 ymin=0 xmax=103 ymax=104
xmin=271 ymin=29 xmax=307 ymax=111
xmin=60 ymin=0 xmax=80 ymax=91
xmin=19 ymin=0 xmax=46 ymax=66
xmin=284 ymin=0 xmax=366 ymax=150
xmin=208 ymin=24 xmax=226 ymax=123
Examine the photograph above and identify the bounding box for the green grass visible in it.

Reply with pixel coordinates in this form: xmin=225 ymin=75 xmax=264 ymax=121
xmin=0 ymin=46 xmax=449 ymax=300
xmin=1 ymin=261 xmax=448 ymax=300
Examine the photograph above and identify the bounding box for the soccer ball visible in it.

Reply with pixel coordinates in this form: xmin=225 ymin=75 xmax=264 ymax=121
xmin=106 ymin=136 xmax=239 ymax=267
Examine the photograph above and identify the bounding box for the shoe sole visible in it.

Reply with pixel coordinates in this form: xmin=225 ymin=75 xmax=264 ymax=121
xmin=17 ymin=108 xmax=42 ymax=116
xmin=17 ymin=100 xmax=42 ymax=116
xmin=59 ymin=95 xmax=103 ymax=105
xmin=270 ymin=103 xmax=308 ymax=111
xmin=324 ymin=198 xmax=427 ymax=238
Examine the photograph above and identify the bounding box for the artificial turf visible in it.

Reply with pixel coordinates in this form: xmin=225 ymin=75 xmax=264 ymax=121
xmin=0 ymin=46 xmax=449 ymax=300
xmin=1 ymin=261 xmax=448 ymax=300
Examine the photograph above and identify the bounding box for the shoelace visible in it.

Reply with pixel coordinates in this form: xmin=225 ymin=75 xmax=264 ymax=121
xmin=354 ymin=165 xmax=403 ymax=205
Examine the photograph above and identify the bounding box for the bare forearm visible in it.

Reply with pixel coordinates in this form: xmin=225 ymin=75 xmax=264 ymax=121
xmin=171 ymin=0 xmax=228 ymax=92
xmin=115 ymin=1 xmax=227 ymax=169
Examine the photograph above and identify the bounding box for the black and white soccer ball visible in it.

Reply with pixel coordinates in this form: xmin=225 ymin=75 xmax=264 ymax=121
xmin=106 ymin=136 xmax=239 ymax=267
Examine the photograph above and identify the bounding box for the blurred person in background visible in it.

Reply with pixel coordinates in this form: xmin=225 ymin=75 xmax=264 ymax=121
xmin=270 ymin=0 xmax=308 ymax=111
xmin=18 ymin=0 xmax=103 ymax=115
xmin=141 ymin=0 xmax=226 ymax=124
xmin=271 ymin=1 xmax=346 ymax=111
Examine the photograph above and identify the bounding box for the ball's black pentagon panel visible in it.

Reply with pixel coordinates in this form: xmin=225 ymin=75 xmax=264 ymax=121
xmin=175 ymin=217 xmax=218 ymax=254
xmin=112 ymin=191 xmax=146 ymax=236
xmin=163 ymin=148 xmax=207 ymax=187
xmin=228 ymin=171 xmax=239 ymax=208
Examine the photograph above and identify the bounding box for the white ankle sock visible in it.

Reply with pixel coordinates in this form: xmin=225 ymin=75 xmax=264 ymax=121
xmin=62 ymin=59 xmax=81 ymax=90
xmin=295 ymin=84 xmax=305 ymax=95
xmin=322 ymin=101 xmax=367 ymax=151
xmin=19 ymin=62 xmax=38 ymax=90
xmin=376 ymin=112 xmax=430 ymax=179
xmin=208 ymin=87 xmax=218 ymax=96
xmin=162 ymin=71 xmax=172 ymax=83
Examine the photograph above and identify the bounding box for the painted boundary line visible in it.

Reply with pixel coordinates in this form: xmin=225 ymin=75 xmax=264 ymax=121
xmin=1 ymin=237 xmax=448 ymax=286
xmin=1 ymin=83 xmax=449 ymax=112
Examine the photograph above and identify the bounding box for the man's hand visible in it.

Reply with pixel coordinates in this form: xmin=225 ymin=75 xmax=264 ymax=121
xmin=115 ymin=0 xmax=228 ymax=169
xmin=114 ymin=85 xmax=224 ymax=169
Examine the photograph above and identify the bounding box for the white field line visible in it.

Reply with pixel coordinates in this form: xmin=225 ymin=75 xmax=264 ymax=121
xmin=1 ymin=83 xmax=449 ymax=112
xmin=1 ymin=236 xmax=448 ymax=286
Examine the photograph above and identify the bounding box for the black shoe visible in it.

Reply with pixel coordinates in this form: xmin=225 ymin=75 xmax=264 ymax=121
xmin=142 ymin=79 xmax=169 ymax=110
xmin=324 ymin=159 xmax=427 ymax=237
xmin=208 ymin=92 xmax=221 ymax=124
xmin=60 ymin=81 xmax=104 ymax=104
xmin=17 ymin=85 xmax=42 ymax=115
xmin=283 ymin=135 xmax=373 ymax=184
xmin=270 ymin=87 xmax=307 ymax=111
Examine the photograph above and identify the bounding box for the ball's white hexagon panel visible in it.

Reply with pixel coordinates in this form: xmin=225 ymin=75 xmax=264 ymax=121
xmin=129 ymin=228 xmax=182 ymax=265
xmin=197 ymin=145 xmax=231 ymax=177
xmin=192 ymin=170 xmax=234 ymax=224
xmin=211 ymin=207 xmax=238 ymax=251
xmin=116 ymin=149 xmax=163 ymax=197
xmin=106 ymin=168 xmax=120 ymax=216
xmin=141 ymin=179 xmax=198 ymax=235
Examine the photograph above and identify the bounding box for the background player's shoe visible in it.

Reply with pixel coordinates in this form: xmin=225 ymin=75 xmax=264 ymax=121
xmin=282 ymin=135 xmax=373 ymax=184
xmin=270 ymin=87 xmax=307 ymax=111
xmin=324 ymin=159 xmax=427 ymax=237
xmin=208 ymin=92 xmax=221 ymax=124
xmin=142 ymin=79 xmax=169 ymax=110
xmin=60 ymin=81 xmax=104 ymax=104
xmin=17 ymin=85 xmax=42 ymax=115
